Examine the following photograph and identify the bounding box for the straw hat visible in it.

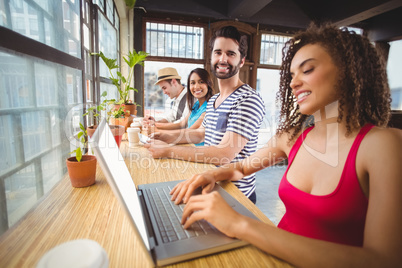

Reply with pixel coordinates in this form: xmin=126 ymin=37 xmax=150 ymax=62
xmin=154 ymin=67 xmax=181 ymax=85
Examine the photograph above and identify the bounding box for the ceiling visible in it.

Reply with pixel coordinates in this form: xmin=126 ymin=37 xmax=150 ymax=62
xmin=134 ymin=0 xmax=402 ymax=41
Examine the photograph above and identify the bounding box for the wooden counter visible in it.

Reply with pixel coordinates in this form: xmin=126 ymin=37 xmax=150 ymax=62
xmin=0 ymin=142 xmax=292 ymax=267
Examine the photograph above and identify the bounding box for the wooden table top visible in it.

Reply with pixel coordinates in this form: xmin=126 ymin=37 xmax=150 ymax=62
xmin=0 ymin=142 xmax=292 ymax=267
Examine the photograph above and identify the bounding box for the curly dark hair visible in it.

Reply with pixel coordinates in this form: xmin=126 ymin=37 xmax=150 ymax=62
xmin=186 ymin=68 xmax=215 ymax=110
xmin=276 ymin=23 xmax=391 ymax=142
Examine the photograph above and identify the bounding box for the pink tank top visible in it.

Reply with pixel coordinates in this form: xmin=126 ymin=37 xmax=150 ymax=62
xmin=278 ymin=124 xmax=373 ymax=246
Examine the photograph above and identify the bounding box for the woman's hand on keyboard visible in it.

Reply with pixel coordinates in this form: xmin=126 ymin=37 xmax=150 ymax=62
xmin=170 ymin=170 xmax=217 ymax=205
xmin=181 ymin=191 xmax=244 ymax=238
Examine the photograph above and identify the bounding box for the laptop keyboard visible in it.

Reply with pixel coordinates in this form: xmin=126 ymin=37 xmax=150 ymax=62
xmin=146 ymin=187 xmax=215 ymax=243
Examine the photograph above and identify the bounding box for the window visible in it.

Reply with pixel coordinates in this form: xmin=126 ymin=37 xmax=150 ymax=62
xmin=0 ymin=48 xmax=82 ymax=235
xmin=146 ymin=22 xmax=204 ymax=59
xmin=387 ymin=39 xmax=402 ymax=110
xmin=260 ymin=33 xmax=290 ymax=65
xmin=0 ymin=0 xmax=120 ymax=236
xmin=257 ymin=33 xmax=291 ymax=145
xmin=3 ymin=0 xmax=81 ymax=58
xmin=144 ymin=22 xmax=205 ymax=117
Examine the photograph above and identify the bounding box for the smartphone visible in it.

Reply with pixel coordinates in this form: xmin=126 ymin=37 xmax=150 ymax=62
xmin=138 ymin=133 xmax=150 ymax=144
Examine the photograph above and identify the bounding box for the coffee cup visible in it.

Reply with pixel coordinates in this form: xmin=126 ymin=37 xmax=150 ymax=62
xmin=130 ymin=121 xmax=142 ymax=131
xmin=127 ymin=127 xmax=140 ymax=147
xmin=36 ymin=239 xmax=108 ymax=268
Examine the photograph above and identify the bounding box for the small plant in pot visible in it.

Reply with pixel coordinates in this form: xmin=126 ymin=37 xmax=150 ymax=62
xmin=84 ymin=92 xmax=125 ymax=147
xmin=83 ymin=91 xmax=115 ymax=138
xmin=108 ymin=105 xmax=127 ymax=147
xmin=66 ymin=123 xmax=97 ymax=188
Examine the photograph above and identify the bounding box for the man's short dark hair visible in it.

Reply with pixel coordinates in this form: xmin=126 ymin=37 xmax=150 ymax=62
xmin=209 ymin=26 xmax=248 ymax=59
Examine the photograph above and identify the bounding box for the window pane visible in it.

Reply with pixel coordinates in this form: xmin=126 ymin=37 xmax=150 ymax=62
xmin=0 ymin=48 xmax=82 ymax=235
xmin=94 ymin=0 xmax=105 ymax=12
xmin=42 ymin=148 xmax=63 ymax=193
xmin=100 ymin=82 xmax=118 ymax=101
xmin=106 ymin=0 xmax=113 ymax=22
xmin=256 ymin=69 xmax=280 ymax=144
xmin=387 ymin=39 xmax=402 ymax=110
xmin=0 ymin=51 xmax=34 ymax=109
xmin=5 ymin=164 xmax=37 ymax=227
xmin=98 ymin=10 xmax=118 ymax=78
xmin=144 ymin=61 xmax=203 ymax=119
xmin=22 ymin=111 xmax=50 ymax=160
xmin=35 ymin=62 xmax=57 ymax=107
xmin=0 ymin=115 xmax=19 ymax=173
xmin=146 ymin=22 xmax=204 ymax=60
xmin=260 ymin=34 xmax=290 ymax=65
xmin=3 ymin=0 xmax=81 ymax=58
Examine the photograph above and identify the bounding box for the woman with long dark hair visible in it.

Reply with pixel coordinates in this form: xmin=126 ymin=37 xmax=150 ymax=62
xmin=149 ymin=68 xmax=214 ymax=146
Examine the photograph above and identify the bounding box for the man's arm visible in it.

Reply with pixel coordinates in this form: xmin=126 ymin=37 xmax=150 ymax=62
xmin=146 ymin=130 xmax=248 ymax=166
xmin=152 ymin=126 xmax=205 ymax=144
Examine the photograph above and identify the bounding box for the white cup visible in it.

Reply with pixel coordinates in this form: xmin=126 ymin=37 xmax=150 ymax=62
xmin=127 ymin=127 xmax=140 ymax=147
xmin=130 ymin=121 xmax=142 ymax=130
xmin=133 ymin=117 xmax=143 ymax=123
xmin=36 ymin=239 xmax=108 ymax=268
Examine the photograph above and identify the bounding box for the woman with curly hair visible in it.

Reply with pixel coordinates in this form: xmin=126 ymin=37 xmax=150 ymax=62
xmin=169 ymin=23 xmax=402 ymax=266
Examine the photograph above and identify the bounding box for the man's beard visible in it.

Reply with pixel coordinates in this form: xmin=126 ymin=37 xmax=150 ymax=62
xmin=211 ymin=60 xmax=242 ymax=80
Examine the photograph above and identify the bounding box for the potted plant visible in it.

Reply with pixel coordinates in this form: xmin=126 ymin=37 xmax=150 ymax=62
xmin=66 ymin=123 xmax=97 ymax=188
xmin=91 ymin=49 xmax=149 ymax=116
xmin=83 ymin=90 xmax=115 ymax=138
xmin=83 ymin=90 xmax=125 ymax=147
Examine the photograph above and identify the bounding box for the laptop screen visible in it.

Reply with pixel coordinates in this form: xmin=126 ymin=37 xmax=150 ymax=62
xmin=90 ymin=119 xmax=150 ymax=250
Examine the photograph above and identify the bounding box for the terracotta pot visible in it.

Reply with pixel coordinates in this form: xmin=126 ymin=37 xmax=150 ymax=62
xmin=113 ymin=104 xmax=130 ymax=117
xmin=66 ymin=155 xmax=97 ymax=188
xmin=87 ymin=125 xmax=98 ymax=138
xmin=124 ymin=103 xmax=137 ymax=116
xmin=109 ymin=116 xmax=133 ymax=131
xmin=109 ymin=124 xmax=125 ymax=147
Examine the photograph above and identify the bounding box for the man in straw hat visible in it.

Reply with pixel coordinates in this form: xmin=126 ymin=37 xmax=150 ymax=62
xmin=144 ymin=67 xmax=189 ymax=125
xmin=145 ymin=26 xmax=265 ymax=203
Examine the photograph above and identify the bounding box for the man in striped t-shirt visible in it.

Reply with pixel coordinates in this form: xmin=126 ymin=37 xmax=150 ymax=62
xmin=145 ymin=26 xmax=265 ymax=203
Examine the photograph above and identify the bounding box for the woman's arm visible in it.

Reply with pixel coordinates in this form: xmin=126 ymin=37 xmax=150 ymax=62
xmin=188 ymin=112 xmax=205 ymax=129
xmin=170 ymin=133 xmax=289 ymax=204
xmin=154 ymin=113 xmax=189 ymax=130
xmin=181 ymin=128 xmax=402 ymax=268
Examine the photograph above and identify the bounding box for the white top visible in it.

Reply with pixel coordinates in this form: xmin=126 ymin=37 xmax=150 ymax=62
xmin=162 ymin=88 xmax=190 ymax=123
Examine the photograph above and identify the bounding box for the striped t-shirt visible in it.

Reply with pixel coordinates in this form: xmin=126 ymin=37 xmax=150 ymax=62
xmin=202 ymin=84 xmax=265 ymax=198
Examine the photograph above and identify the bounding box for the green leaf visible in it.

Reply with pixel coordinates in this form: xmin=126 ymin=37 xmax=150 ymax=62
xmin=124 ymin=0 xmax=136 ymax=9
xmin=79 ymin=123 xmax=86 ymax=132
xmin=96 ymin=51 xmax=118 ymax=70
xmin=76 ymin=148 xmax=82 ymax=162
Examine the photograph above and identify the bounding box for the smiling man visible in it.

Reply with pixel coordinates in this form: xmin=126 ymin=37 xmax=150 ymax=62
xmin=144 ymin=67 xmax=189 ymax=124
xmin=145 ymin=26 xmax=265 ymax=203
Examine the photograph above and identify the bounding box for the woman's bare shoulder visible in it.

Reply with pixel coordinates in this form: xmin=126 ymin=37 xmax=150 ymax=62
xmin=273 ymin=127 xmax=303 ymax=154
xmin=364 ymin=126 xmax=402 ymax=146
xmin=360 ymin=126 xmax=402 ymax=161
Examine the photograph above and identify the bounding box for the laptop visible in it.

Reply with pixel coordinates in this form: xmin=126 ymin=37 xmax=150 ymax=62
xmin=90 ymin=119 xmax=260 ymax=266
